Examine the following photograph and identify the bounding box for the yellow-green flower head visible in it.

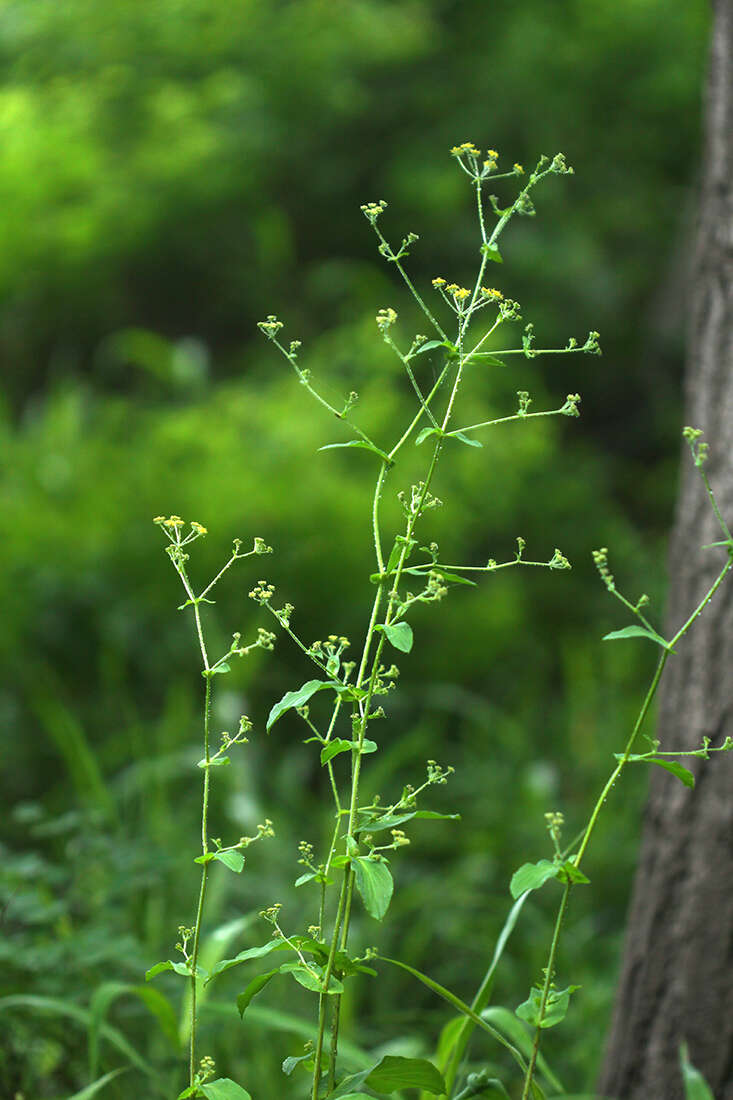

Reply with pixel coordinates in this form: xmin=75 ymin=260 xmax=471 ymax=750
xmin=450 ymin=141 xmax=481 ymax=158
xmin=480 ymin=287 xmax=504 ymax=301
xmin=431 ymin=276 xmax=447 ymax=288
xmin=190 ymin=521 xmax=207 ymax=535
xmin=376 ymin=307 xmax=397 ymax=331
xmin=452 ymin=287 xmax=471 ymax=301
xmin=164 ymin=515 xmax=184 ymax=528
xmin=513 ymin=163 xmax=524 ymax=174
xmin=360 ymin=200 xmax=388 ymax=221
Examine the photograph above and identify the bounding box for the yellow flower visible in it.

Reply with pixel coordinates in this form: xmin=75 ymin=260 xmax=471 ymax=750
xmin=480 ymin=287 xmax=504 ymax=301
xmin=431 ymin=276 xmax=446 ymax=287
xmin=450 ymin=141 xmax=481 ymax=158
xmin=191 ymin=521 xmax=207 ymax=535
xmin=164 ymin=515 xmax=184 ymax=528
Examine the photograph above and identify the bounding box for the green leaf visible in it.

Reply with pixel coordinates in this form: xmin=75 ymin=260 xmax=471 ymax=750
xmin=145 ymin=959 xmax=206 ymax=981
xmin=412 ymin=339 xmax=456 ymax=357
xmin=197 ymin=756 xmax=231 ymax=768
xmin=319 ymin=439 xmax=392 ymax=464
xmin=365 ymin=809 xmax=460 ymax=832
xmin=680 ymin=1043 xmax=715 ymax=1100
xmin=471 ymin=353 xmax=506 ymax=367
xmin=237 ymin=969 xmax=279 ymax=1017
xmin=510 ymin=859 xmax=561 ymax=899
xmin=365 ymin=1054 xmax=446 ymax=1094
xmin=602 ymin=624 xmax=672 ymax=650
xmin=200 ymin=1079 xmax=253 ymax=1100
xmin=352 ymin=856 xmax=394 ymax=920
xmin=282 ymin=1052 xmax=313 ymax=1076
xmin=280 ymin=961 xmax=344 ymax=994
xmin=206 ymin=940 xmax=285 ymax=984
xmin=415 ymin=426 xmax=441 ymax=445
xmin=320 ymin=738 xmax=377 ymax=765
xmin=614 ymin=754 xmax=695 ymax=789
xmin=516 ymin=984 xmax=580 ymax=1029
xmin=320 ymin=738 xmax=354 ymax=765
xmin=380 ymin=621 xmax=414 ymax=653
xmin=213 ymin=849 xmax=245 ymax=873
xmin=556 ymin=861 xmax=590 ymax=885
xmin=294 ymin=870 xmax=319 ymax=887
xmin=481 ymin=243 xmax=503 ymax=263
xmin=451 ymin=431 xmax=483 ymax=448
xmin=267 ymin=679 xmax=347 ymax=730
xmin=68 ymin=1070 xmax=127 ymax=1100
xmin=403 ymin=566 xmax=477 ymax=586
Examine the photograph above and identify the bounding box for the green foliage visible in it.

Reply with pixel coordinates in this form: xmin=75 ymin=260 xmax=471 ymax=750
xmin=0 ymin=4 xmax=720 ymax=1098
xmin=143 ymin=142 xmax=733 ymax=1100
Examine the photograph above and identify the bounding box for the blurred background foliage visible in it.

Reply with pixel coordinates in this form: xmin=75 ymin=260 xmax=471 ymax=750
xmin=0 ymin=0 xmax=711 ymax=1097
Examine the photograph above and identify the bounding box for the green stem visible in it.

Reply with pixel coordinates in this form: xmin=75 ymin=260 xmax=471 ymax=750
xmin=189 ymin=667 xmax=212 ymax=1087
xmin=519 ymin=551 xmax=733 ymax=1097
xmin=321 ymin=345 xmax=470 ymax=1089
xmin=310 ymin=876 xmax=349 ymax=1100
xmin=519 ymin=885 xmax=570 ymax=1100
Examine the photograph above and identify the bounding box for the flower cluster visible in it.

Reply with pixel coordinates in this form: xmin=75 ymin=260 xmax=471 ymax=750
xmin=376 ymin=307 xmax=398 ymax=332
xmin=561 ymin=393 xmax=582 ymax=417
xmin=249 ymin=580 xmax=275 ymax=604
xmin=683 ymin=426 xmax=709 ymax=467
xmin=360 ymin=199 xmax=388 ymax=224
xmin=592 ymin=547 xmax=615 ymax=592
xmin=258 ymin=314 xmax=284 ymax=339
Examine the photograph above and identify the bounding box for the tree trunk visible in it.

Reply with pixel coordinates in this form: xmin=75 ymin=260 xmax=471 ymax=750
xmin=597 ymin=2 xmax=733 ymax=1097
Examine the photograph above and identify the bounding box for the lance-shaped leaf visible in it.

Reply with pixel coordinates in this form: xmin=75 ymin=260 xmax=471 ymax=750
xmin=267 ymin=679 xmax=349 ymax=730
xmin=602 ymin=624 xmax=673 ymax=651
xmin=319 ymin=440 xmax=393 ymax=464
xmin=614 ymin=754 xmax=695 ymax=789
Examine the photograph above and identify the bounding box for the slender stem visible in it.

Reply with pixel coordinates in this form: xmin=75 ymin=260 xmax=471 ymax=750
xmin=371 ymin=224 xmax=448 ymax=341
xmin=519 ymin=551 xmax=733 ymax=1098
xmin=310 ymin=876 xmax=348 ymax=1100
xmin=388 ymin=366 xmax=450 ymax=461
xmin=189 ymin=667 xmax=212 ymax=1086
xmin=321 ymin=339 xmax=471 ymax=1088
xmin=699 ymin=466 xmax=733 ymax=544
xmin=199 ymin=549 xmax=256 ymax=600
xmin=669 ymin=556 xmax=733 ymax=648
xmin=519 ymin=885 xmax=570 ymax=1100
xmin=446 ymin=406 xmax=566 ymax=438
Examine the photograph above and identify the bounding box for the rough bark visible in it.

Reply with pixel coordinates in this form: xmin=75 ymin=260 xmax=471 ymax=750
xmin=597 ymin=2 xmax=733 ymax=1097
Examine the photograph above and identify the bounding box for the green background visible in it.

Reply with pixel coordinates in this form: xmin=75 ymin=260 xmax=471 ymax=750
xmin=0 ymin=1 xmax=711 ymax=1097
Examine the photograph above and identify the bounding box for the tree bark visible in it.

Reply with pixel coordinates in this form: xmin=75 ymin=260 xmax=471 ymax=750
xmin=597 ymin=2 xmax=733 ymax=1097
